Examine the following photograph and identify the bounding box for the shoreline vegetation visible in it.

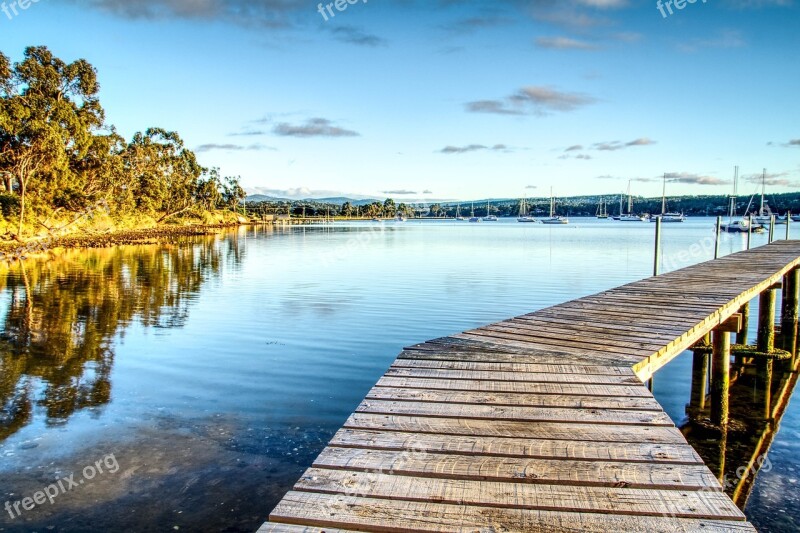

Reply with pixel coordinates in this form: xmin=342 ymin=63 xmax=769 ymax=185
xmin=1 ymin=46 xmax=247 ymax=248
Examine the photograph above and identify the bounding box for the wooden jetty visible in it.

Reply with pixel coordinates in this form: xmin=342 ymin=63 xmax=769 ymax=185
xmin=263 ymin=241 xmax=800 ymax=532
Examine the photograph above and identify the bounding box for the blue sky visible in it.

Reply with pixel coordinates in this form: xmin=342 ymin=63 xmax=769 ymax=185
xmin=2 ymin=0 xmax=798 ymax=201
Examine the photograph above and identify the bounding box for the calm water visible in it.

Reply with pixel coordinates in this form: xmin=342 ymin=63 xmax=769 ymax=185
xmin=0 ymin=218 xmax=796 ymax=532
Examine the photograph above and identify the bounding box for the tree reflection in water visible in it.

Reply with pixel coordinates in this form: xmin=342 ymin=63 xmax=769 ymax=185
xmin=0 ymin=233 xmax=243 ymax=442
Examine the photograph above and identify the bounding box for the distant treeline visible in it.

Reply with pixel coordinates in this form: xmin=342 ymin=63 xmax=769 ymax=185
xmin=247 ymin=192 xmax=800 ymax=218
xmin=0 ymin=46 xmax=246 ymax=238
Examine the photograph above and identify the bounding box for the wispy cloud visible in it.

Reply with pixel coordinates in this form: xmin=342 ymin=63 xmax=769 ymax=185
xmin=327 ymin=25 xmax=387 ymax=47
xmin=525 ymin=185 xmax=538 ymax=189
xmin=593 ymin=137 xmax=657 ymax=151
xmin=667 ymin=172 xmax=728 ymax=185
xmin=195 ymin=143 xmax=274 ymax=152
xmin=535 ymin=36 xmax=598 ymax=50
xmin=273 ymin=118 xmax=359 ymax=138
xmin=228 ymin=129 xmax=267 ymax=137
xmin=439 ymin=144 xmax=511 ymax=154
xmin=678 ymin=29 xmax=746 ymax=52
xmin=382 ymin=189 xmax=417 ymax=195
xmin=595 ymin=175 xmax=657 ymax=182
xmin=565 ymin=145 xmax=583 ymax=152
xmin=70 ymin=0 xmax=308 ymax=28
xmin=743 ymin=171 xmax=800 ymax=187
xmin=466 ymin=86 xmax=596 ymax=116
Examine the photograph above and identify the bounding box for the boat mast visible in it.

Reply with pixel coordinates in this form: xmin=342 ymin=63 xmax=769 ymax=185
xmin=729 ymin=166 xmax=738 ymax=224
xmin=760 ymin=168 xmax=766 ymax=216
xmin=627 ymin=180 xmax=633 ymax=215
xmin=550 ymin=187 xmax=555 ymax=218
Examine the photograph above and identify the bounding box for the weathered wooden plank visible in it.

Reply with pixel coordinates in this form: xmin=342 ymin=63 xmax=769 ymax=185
xmin=376 ymin=376 xmax=653 ymax=397
xmin=293 ymin=469 xmax=745 ymax=519
xmin=366 ymin=387 xmax=663 ymax=411
xmin=270 ymin=492 xmax=756 ymax=532
xmin=463 ymin=328 xmax=658 ymax=354
xmin=312 ymin=448 xmax=720 ymax=490
xmin=356 ymin=400 xmax=673 ymax=426
xmin=258 ymin=524 xmax=354 ymax=533
xmin=452 ymin=333 xmax=648 ymax=361
xmin=384 ymin=367 xmax=642 ymax=385
xmin=399 ymin=348 xmax=634 ymax=366
xmin=344 ymin=413 xmax=688 ymax=444
xmin=498 ymin=318 xmax=681 ymax=343
xmin=476 ymin=324 xmax=666 ymax=352
xmin=328 ymin=429 xmax=704 ymax=464
xmin=391 ymin=359 xmax=634 ymax=376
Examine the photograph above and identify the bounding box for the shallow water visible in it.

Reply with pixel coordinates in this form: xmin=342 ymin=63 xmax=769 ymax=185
xmin=0 ymin=218 xmax=796 ymax=531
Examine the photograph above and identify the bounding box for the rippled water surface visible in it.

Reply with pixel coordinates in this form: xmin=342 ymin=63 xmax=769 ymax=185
xmin=0 ymin=218 xmax=796 ymax=531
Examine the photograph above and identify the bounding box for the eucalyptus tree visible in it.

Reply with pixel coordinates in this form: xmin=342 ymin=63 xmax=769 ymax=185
xmin=0 ymin=47 xmax=105 ymax=236
xmin=124 ymin=128 xmax=203 ymax=222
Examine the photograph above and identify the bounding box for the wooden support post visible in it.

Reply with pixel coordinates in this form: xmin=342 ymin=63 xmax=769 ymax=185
xmin=787 ymin=211 xmax=792 ymax=240
xmin=711 ymin=329 xmax=731 ymax=426
xmin=737 ymin=300 xmax=750 ymax=346
xmin=715 ymin=216 xmax=722 ymax=259
xmin=758 ymin=288 xmax=777 ymax=354
xmin=747 ymin=215 xmax=752 ymax=250
xmin=769 ymin=215 xmax=775 ymax=243
xmin=690 ymin=351 xmax=709 ymax=411
xmin=653 ymin=216 xmax=662 ymax=276
xmin=782 ymin=268 xmax=799 ymax=361
xmin=756 ymin=357 xmax=773 ymax=420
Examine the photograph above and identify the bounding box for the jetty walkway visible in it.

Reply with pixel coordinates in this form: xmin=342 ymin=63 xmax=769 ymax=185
xmin=262 ymin=241 xmax=800 ymax=532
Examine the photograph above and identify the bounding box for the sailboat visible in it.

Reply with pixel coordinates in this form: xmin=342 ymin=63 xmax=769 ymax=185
xmin=468 ymin=202 xmax=481 ymax=223
xmin=517 ymin=195 xmax=537 ymax=223
xmin=540 ymin=188 xmax=569 ymax=224
xmin=721 ymin=166 xmax=764 ymax=233
xmin=612 ymin=194 xmax=623 ymax=220
xmin=752 ymin=169 xmax=787 ymax=225
xmin=483 ymin=200 xmax=498 ymax=221
xmin=618 ymin=180 xmax=647 ymax=221
xmin=650 ymin=173 xmax=685 ymax=223
xmin=596 ymin=198 xmax=608 ymax=219
xmin=455 ymin=203 xmax=466 ymax=221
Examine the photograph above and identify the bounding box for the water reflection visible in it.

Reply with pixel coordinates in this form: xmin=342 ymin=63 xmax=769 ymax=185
xmin=680 ymin=325 xmax=799 ymax=513
xmin=0 ymin=235 xmax=241 ymax=442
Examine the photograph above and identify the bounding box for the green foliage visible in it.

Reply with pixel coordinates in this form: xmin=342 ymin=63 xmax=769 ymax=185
xmin=0 ymin=46 xmax=244 ymax=237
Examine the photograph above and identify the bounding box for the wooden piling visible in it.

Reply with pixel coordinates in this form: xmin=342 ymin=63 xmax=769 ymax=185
xmin=653 ymin=216 xmax=662 ymax=276
xmin=737 ymin=301 xmax=750 ymax=346
xmin=758 ymin=289 xmax=777 ymax=354
xmin=769 ymin=216 xmax=776 ymax=243
xmin=757 ymin=358 xmax=773 ymax=420
xmin=715 ymin=216 xmax=722 ymax=259
xmin=711 ymin=329 xmax=731 ymax=426
xmin=782 ymin=268 xmax=799 ymax=361
xmin=690 ymin=351 xmax=709 ymax=411
xmin=787 ymin=212 xmax=792 ymax=241
xmin=747 ymin=215 xmax=752 ymax=250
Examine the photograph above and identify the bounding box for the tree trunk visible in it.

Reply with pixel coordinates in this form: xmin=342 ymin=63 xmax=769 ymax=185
xmin=18 ymin=177 xmax=26 ymax=238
